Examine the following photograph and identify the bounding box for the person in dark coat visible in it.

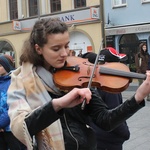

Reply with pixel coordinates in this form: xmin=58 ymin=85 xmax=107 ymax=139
xmin=135 ymin=43 xmax=149 ymax=83
xmin=82 ymin=47 xmax=130 ymax=150
xmin=135 ymin=42 xmax=150 ymax=100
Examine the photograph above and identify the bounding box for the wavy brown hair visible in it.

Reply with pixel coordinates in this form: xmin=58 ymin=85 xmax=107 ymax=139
xmin=20 ymin=18 xmax=68 ymax=66
xmin=139 ymin=42 xmax=148 ymax=55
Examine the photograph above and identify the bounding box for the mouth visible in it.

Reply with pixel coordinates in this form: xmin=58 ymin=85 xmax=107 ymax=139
xmin=58 ymin=59 xmax=66 ymax=63
xmin=57 ymin=59 xmax=67 ymax=68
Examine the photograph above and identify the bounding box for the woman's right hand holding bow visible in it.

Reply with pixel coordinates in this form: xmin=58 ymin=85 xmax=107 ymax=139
xmin=52 ymin=88 xmax=91 ymax=112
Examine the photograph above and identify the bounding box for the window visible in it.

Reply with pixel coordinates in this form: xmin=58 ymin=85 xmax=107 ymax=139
xmin=28 ymin=0 xmax=38 ymax=17
xmin=9 ymin=0 xmax=18 ymax=20
xmin=112 ymin=0 xmax=126 ymax=7
xmin=74 ymin=0 xmax=86 ymax=8
xmin=50 ymin=0 xmax=61 ymax=13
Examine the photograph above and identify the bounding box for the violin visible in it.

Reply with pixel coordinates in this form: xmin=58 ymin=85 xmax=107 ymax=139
xmin=53 ymin=56 xmax=146 ymax=93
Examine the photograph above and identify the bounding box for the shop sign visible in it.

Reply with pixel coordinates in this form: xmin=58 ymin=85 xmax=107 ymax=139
xmin=18 ymin=7 xmax=100 ymax=31
xmin=90 ymin=7 xmax=99 ymax=19
xmin=105 ymin=24 xmax=150 ymax=36
xmin=12 ymin=21 xmax=21 ymax=31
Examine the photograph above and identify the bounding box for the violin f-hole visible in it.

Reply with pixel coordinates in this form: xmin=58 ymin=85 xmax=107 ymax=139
xmin=78 ymin=75 xmax=96 ymax=81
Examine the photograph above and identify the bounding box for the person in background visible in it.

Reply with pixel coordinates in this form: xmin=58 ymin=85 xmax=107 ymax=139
xmin=82 ymin=47 xmax=130 ymax=150
xmin=0 ymin=54 xmax=26 ymax=150
xmin=135 ymin=42 xmax=150 ymax=101
xmin=72 ymin=50 xmax=76 ymax=56
xmin=6 ymin=18 xmax=150 ymax=150
xmin=78 ymin=50 xmax=83 ymax=57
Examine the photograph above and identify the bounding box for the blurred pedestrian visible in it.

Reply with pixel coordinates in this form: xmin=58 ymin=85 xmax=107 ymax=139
xmin=78 ymin=50 xmax=83 ymax=57
xmin=135 ymin=42 xmax=150 ymax=100
xmin=82 ymin=47 xmax=130 ymax=150
xmin=0 ymin=54 xmax=26 ymax=150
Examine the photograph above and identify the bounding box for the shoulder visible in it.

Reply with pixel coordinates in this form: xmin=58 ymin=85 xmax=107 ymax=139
xmin=137 ymin=52 xmax=141 ymax=57
xmin=135 ymin=53 xmax=140 ymax=58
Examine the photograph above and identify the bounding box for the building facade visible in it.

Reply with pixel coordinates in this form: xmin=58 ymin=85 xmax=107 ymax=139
xmin=104 ymin=0 xmax=150 ymax=71
xmin=0 ymin=0 xmax=102 ymax=67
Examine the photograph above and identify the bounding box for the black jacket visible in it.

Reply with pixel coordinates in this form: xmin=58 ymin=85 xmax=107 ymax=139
xmin=90 ymin=90 xmax=130 ymax=150
xmin=25 ymin=89 xmax=144 ymax=150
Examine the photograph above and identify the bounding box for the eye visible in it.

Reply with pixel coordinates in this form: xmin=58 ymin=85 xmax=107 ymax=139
xmin=52 ymin=47 xmax=60 ymax=51
xmin=65 ymin=44 xmax=69 ymax=49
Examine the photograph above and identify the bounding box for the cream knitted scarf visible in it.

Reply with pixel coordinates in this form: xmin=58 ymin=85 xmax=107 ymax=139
xmin=7 ymin=62 xmax=65 ymax=150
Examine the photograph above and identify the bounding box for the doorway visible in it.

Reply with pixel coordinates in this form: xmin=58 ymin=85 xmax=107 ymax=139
xmin=119 ymin=34 xmax=139 ymax=72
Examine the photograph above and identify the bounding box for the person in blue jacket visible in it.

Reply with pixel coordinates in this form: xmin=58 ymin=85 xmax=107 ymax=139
xmin=82 ymin=47 xmax=130 ymax=150
xmin=0 ymin=54 xmax=26 ymax=150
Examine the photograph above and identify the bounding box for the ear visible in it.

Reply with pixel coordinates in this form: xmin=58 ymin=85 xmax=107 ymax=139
xmin=35 ymin=44 xmax=42 ymax=55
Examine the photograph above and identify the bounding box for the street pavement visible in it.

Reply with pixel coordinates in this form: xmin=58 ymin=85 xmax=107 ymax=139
xmin=122 ymin=80 xmax=150 ymax=150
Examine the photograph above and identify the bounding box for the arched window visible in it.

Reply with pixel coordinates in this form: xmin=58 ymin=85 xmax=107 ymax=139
xmin=0 ymin=41 xmax=15 ymax=61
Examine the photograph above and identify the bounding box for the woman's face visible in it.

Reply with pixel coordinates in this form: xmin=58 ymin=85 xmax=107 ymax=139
xmin=142 ymin=45 xmax=147 ymax=52
xmin=36 ymin=31 xmax=70 ymax=70
xmin=0 ymin=64 xmax=7 ymax=76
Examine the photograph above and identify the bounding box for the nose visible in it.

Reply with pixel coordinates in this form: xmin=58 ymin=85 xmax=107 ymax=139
xmin=60 ymin=47 xmax=69 ymax=57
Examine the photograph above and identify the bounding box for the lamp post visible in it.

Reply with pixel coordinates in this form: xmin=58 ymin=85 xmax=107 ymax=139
xmin=100 ymin=0 xmax=106 ymax=48
xmin=37 ymin=0 xmax=40 ymax=20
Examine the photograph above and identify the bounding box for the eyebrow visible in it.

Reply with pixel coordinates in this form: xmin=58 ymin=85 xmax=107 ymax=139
xmin=52 ymin=41 xmax=70 ymax=47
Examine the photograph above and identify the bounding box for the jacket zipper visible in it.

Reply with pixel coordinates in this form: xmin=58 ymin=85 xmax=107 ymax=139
xmin=63 ymin=113 xmax=79 ymax=150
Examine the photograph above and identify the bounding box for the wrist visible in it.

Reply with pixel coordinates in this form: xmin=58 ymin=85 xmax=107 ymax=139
xmin=52 ymin=98 xmax=62 ymax=112
xmin=135 ymin=93 xmax=145 ymax=104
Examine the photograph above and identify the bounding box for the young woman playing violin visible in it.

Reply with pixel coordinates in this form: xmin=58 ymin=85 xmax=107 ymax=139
xmin=7 ymin=18 xmax=150 ymax=150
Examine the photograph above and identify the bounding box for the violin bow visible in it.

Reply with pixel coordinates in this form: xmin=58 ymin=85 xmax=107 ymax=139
xmin=81 ymin=39 xmax=104 ymax=110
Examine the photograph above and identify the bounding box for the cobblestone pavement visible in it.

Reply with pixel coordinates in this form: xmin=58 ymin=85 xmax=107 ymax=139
xmin=122 ymin=80 xmax=150 ymax=150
